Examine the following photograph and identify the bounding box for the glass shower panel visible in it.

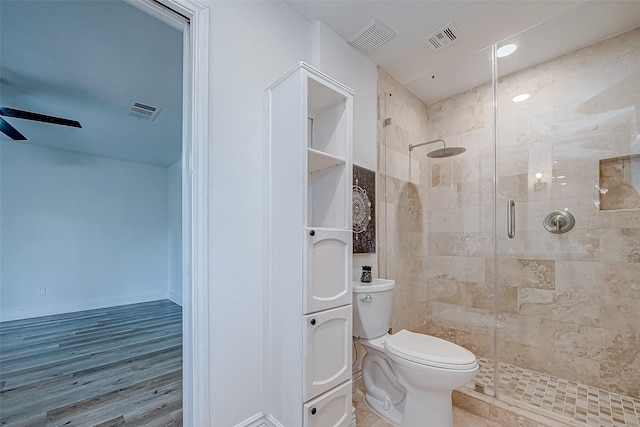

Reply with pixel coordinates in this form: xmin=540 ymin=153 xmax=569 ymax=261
xmin=378 ymin=47 xmax=498 ymax=396
xmin=495 ymin=3 xmax=640 ymax=423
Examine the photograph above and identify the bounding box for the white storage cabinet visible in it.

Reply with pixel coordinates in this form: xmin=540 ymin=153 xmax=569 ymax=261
xmin=266 ymin=62 xmax=353 ymax=426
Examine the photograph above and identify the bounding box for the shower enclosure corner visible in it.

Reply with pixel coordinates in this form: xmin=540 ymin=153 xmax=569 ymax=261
xmin=379 ymin=5 xmax=640 ymax=425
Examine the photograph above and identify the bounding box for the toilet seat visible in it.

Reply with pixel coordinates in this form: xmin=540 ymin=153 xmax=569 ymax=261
xmin=385 ymin=329 xmax=477 ymax=370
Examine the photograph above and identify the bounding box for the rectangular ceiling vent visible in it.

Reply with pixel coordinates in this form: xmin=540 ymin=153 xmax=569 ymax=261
xmin=348 ymin=19 xmax=396 ymax=54
xmin=127 ymin=101 xmax=160 ymax=121
xmin=423 ymin=23 xmax=463 ymax=52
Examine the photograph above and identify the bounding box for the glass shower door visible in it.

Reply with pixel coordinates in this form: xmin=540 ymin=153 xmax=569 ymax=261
xmin=379 ymin=46 xmax=499 ymax=397
xmin=494 ymin=3 xmax=640 ymax=423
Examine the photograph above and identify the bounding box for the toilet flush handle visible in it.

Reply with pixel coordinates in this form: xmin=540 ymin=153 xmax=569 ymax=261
xmin=361 ymin=295 xmax=373 ymax=302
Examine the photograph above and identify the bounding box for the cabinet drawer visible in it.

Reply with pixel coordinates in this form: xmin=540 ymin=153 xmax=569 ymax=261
xmin=303 ymin=305 xmax=352 ymax=401
xmin=303 ymin=380 xmax=352 ymax=427
xmin=305 ymin=228 xmax=351 ymax=314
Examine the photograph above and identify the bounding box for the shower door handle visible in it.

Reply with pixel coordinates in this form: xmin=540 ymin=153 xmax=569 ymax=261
xmin=507 ymin=199 xmax=515 ymax=239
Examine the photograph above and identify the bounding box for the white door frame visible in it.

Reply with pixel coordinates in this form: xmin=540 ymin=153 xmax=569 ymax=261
xmin=123 ymin=1 xmax=210 ymax=425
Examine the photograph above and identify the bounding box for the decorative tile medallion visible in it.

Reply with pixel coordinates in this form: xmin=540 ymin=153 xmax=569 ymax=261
xmin=353 ymin=165 xmax=376 ymax=253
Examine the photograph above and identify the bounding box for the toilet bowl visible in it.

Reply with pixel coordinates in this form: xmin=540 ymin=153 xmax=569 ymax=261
xmin=353 ymin=280 xmax=478 ymax=427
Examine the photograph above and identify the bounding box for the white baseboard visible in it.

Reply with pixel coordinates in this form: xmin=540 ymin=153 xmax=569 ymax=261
xmin=234 ymin=413 xmax=281 ymax=427
xmin=263 ymin=414 xmax=284 ymax=427
xmin=167 ymin=289 xmax=183 ymax=306
xmin=0 ymin=291 xmax=169 ymax=322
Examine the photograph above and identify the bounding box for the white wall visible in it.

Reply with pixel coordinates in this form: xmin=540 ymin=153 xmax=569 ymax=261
xmin=311 ymin=21 xmax=379 ymax=281
xmin=202 ymin=4 xmax=380 ymax=424
xmin=205 ymin=1 xmax=314 ymax=425
xmin=312 ymin=21 xmax=378 ymax=171
xmin=0 ymin=141 xmax=170 ymax=321
xmin=167 ymin=159 xmax=182 ymax=305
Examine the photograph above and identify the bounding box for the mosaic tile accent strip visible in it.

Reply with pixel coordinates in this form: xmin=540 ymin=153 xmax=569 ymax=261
xmin=471 ymin=357 xmax=640 ymax=427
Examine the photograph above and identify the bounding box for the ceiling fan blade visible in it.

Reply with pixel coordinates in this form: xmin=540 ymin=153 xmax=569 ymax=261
xmin=0 ymin=117 xmax=27 ymax=140
xmin=0 ymin=107 xmax=82 ymax=128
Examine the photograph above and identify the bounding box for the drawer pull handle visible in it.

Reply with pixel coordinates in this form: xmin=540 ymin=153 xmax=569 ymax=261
xmin=309 ymin=230 xmax=315 ymax=236
xmin=310 ymin=319 xmax=316 ymax=325
xmin=311 ymin=408 xmax=317 ymax=415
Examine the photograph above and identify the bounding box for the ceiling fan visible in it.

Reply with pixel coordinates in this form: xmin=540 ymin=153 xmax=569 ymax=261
xmin=0 ymin=107 xmax=82 ymax=141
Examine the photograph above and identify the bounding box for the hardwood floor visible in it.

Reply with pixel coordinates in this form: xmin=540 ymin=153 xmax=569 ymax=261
xmin=0 ymin=300 xmax=183 ymax=426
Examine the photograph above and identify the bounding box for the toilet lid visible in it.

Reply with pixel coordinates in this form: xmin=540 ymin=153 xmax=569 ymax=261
xmin=384 ymin=329 xmax=477 ymax=369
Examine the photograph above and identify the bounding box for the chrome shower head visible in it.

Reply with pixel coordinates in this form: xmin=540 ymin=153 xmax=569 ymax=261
xmin=426 ymin=147 xmax=466 ymax=158
xmin=408 ymin=138 xmax=466 ymax=158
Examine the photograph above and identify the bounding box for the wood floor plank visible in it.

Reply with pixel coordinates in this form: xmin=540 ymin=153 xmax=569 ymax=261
xmin=0 ymin=320 xmax=181 ymax=367
xmin=0 ymin=300 xmax=183 ymax=426
xmin=1 ymin=333 xmax=182 ymax=385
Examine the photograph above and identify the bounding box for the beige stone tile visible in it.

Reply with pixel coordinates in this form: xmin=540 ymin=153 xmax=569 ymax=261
xmin=554 ymin=260 xmax=596 ymax=294
xmin=517 ymin=290 xmax=601 ymax=326
xmin=550 ymin=159 xmax=600 ymax=201
xmin=429 ymin=301 xmax=495 ymax=331
xmin=427 ymin=86 xmax=490 ymax=138
xmin=428 ymin=185 xmax=457 ymax=210
xmin=428 ymin=207 xmax=465 ymax=233
xmin=599 ymin=362 xmax=640 ymax=397
xmin=458 ymin=178 xmax=493 ymax=209
xmin=427 ymin=232 xmax=467 ymax=256
xmin=453 ymin=406 xmax=502 ymax=427
xmin=598 ymin=295 xmax=640 ymax=333
xmin=429 ymin=279 xmax=462 ymax=305
xmin=498 ymin=258 xmax=555 ymax=289
xmin=452 ymin=390 xmax=490 ymax=418
xmin=597 ymin=228 xmax=640 ymax=264
xmin=425 ymin=321 xmax=459 ymax=342
xmin=452 ymin=256 xmax=486 ymax=284
xmin=597 ymin=208 xmax=640 ymax=229
xmin=500 ymin=286 xmax=518 ymax=314
xmin=461 ymin=282 xmax=494 ymax=311
xmin=554 ymin=323 xmax=638 ymax=365
xmin=520 ymin=228 xmax=599 ymax=262
xmin=499 ymin=314 xmax=556 ymax=350
xmin=456 ymin=328 xmax=495 ymax=359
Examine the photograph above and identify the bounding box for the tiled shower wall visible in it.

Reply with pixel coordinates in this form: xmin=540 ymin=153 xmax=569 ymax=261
xmin=378 ymin=27 xmax=640 ymax=398
xmin=377 ymin=67 xmax=432 ymax=335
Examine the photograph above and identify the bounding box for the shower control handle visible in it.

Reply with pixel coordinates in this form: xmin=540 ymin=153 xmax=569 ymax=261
xmin=507 ymin=200 xmax=515 ymax=239
xmin=543 ymin=210 xmax=575 ymax=234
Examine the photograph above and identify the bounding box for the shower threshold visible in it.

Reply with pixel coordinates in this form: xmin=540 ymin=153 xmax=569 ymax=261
xmin=467 ymin=357 xmax=640 ymax=427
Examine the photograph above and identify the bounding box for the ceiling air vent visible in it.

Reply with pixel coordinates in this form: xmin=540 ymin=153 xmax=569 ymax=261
xmin=348 ymin=19 xmax=396 ymax=53
xmin=423 ymin=23 xmax=463 ymax=52
xmin=127 ymin=101 xmax=160 ymax=121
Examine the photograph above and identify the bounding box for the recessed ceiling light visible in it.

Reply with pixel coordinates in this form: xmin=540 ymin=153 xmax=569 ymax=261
xmin=512 ymin=93 xmax=530 ymax=103
xmin=497 ymin=43 xmax=518 ymax=58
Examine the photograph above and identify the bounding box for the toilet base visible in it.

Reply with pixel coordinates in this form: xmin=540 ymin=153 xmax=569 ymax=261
xmin=364 ymin=392 xmax=403 ymax=426
xmin=402 ymin=390 xmax=453 ymax=427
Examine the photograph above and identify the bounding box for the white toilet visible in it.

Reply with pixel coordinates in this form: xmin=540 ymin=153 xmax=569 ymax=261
xmin=353 ymin=279 xmax=478 ymax=427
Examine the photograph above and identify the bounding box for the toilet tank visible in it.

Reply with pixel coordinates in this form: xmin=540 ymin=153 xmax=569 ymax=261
xmin=352 ymin=279 xmax=395 ymax=339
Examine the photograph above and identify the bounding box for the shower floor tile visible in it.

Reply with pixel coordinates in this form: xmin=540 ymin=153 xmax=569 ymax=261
xmin=472 ymin=357 xmax=640 ymax=427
